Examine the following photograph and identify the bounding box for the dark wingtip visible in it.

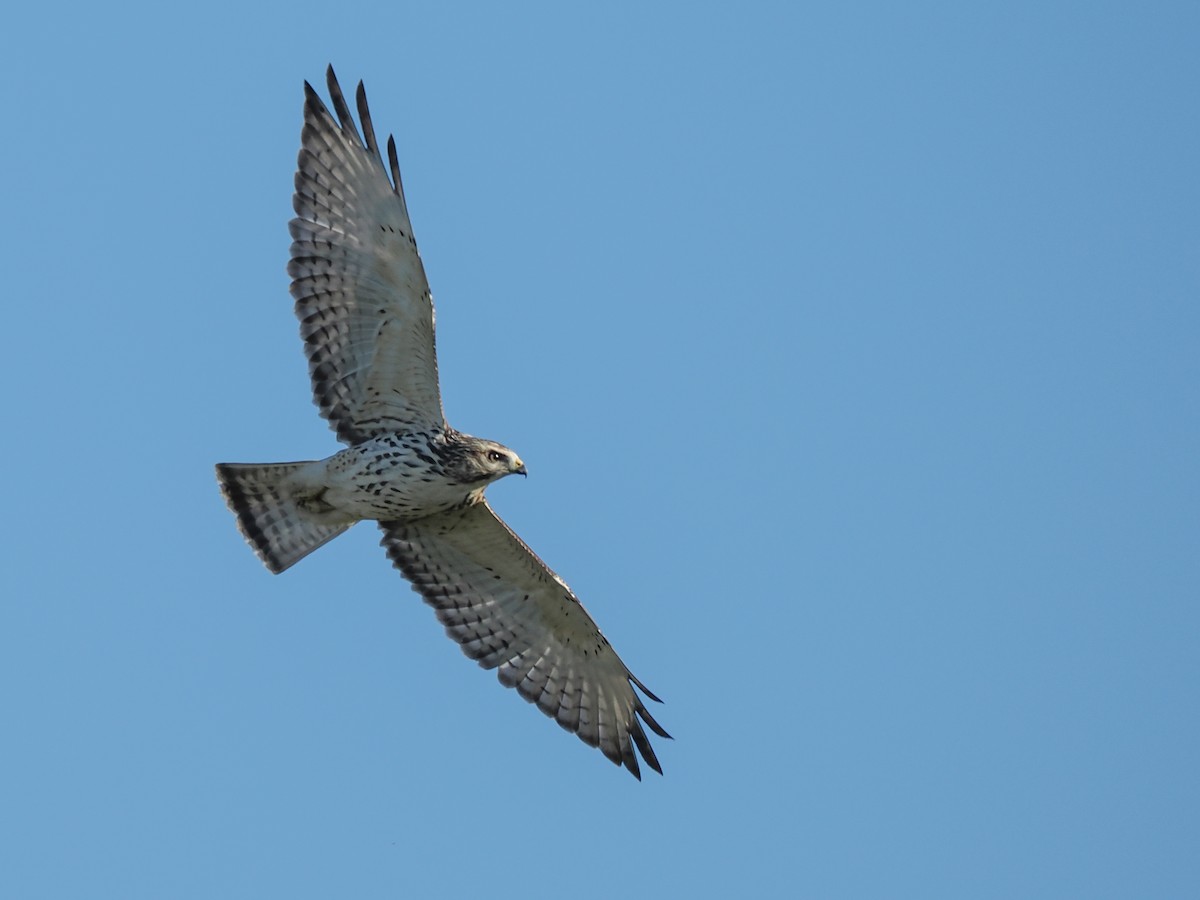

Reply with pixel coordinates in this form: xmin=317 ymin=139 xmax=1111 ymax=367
xmin=629 ymin=672 xmax=664 ymax=704
xmin=386 ymin=134 xmax=406 ymax=201
xmin=636 ymin=701 xmax=672 ymax=741
xmin=620 ymin=732 xmax=642 ymax=780
xmin=301 ymin=80 xmax=330 ymax=126
xmin=356 ymin=79 xmax=384 ymax=171
xmin=629 ymin=720 xmax=664 ymax=777
xmin=324 ymin=65 xmax=361 ymax=146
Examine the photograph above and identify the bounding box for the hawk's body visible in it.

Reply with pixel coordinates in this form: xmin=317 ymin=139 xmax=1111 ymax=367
xmin=216 ymin=68 xmax=668 ymax=779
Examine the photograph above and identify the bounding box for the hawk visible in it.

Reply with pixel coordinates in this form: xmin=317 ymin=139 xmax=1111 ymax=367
xmin=216 ymin=67 xmax=669 ymax=779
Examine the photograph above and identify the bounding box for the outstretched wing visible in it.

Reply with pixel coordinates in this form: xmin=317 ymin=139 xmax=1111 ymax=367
xmin=379 ymin=503 xmax=670 ymax=779
xmin=289 ymin=66 xmax=445 ymax=444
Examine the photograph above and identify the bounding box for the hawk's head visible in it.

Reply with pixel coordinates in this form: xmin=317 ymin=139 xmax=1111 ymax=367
xmin=442 ymin=434 xmax=527 ymax=485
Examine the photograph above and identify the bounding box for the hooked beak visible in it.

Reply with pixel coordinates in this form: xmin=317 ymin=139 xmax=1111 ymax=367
xmin=514 ymin=460 xmax=528 ymax=477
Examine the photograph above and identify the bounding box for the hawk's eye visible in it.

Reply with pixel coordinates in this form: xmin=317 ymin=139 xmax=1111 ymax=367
xmin=487 ymin=450 xmax=504 ymax=463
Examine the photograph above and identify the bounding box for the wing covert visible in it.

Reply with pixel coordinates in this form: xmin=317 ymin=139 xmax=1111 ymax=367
xmin=289 ymin=66 xmax=445 ymax=443
xmin=379 ymin=502 xmax=669 ymax=779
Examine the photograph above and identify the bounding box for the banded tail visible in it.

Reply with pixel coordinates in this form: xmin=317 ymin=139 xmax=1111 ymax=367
xmin=215 ymin=462 xmax=352 ymax=573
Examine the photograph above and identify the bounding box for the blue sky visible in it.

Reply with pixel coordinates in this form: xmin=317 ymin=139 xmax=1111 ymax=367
xmin=2 ymin=2 xmax=1198 ymax=897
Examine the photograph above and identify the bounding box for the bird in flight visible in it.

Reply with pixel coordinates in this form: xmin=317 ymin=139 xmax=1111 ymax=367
xmin=215 ymin=66 xmax=668 ymax=779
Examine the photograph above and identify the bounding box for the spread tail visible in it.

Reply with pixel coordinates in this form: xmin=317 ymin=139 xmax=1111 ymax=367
xmin=215 ymin=462 xmax=352 ymax=573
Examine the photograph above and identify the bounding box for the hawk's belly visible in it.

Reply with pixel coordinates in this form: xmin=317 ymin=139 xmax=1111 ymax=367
xmin=296 ymin=434 xmax=476 ymax=522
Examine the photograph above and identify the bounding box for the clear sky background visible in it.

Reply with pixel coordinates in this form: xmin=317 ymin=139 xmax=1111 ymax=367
xmin=2 ymin=2 xmax=1197 ymax=898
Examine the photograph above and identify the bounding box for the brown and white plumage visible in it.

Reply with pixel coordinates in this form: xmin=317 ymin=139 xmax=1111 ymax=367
xmin=290 ymin=72 xmax=444 ymax=441
xmin=380 ymin=503 xmax=669 ymax=778
xmin=216 ymin=67 xmax=668 ymax=779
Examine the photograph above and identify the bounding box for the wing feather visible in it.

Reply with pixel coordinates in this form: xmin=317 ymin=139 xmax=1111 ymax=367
xmin=379 ymin=502 xmax=669 ymax=779
xmin=355 ymin=82 xmax=383 ymax=170
xmin=289 ymin=66 xmax=444 ymax=443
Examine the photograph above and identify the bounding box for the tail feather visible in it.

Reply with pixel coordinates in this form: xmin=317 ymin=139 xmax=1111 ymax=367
xmin=215 ymin=462 xmax=352 ymax=573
